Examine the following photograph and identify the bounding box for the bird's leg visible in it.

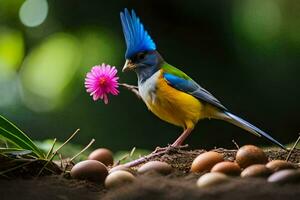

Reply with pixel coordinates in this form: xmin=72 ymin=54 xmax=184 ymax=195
xmin=152 ymin=129 xmax=193 ymax=154
xmin=171 ymin=128 xmax=193 ymax=147
xmin=123 ymin=130 xmax=192 ymax=168
xmin=119 ymin=83 xmax=141 ymax=99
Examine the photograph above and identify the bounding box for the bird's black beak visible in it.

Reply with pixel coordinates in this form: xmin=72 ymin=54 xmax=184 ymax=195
xmin=122 ymin=59 xmax=135 ymax=72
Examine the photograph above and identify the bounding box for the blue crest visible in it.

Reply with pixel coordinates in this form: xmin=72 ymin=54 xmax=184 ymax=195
xmin=120 ymin=9 xmax=156 ymax=59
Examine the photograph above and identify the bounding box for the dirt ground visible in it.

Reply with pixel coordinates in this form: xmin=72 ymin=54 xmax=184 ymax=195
xmin=0 ymin=148 xmax=299 ymax=200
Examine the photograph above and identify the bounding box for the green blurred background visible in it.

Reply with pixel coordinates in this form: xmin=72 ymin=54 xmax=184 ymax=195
xmin=0 ymin=0 xmax=299 ymax=151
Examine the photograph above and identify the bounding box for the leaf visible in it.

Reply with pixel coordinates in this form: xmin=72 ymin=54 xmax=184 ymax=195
xmin=0 ymin=147 xmax=29 ymax=153
xmin=0 ymin=115 xmax=44 ymax=158
xmin=0 ymin=148 xmax=32 ymax=156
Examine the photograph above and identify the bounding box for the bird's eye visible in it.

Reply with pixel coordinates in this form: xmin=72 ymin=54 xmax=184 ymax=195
xmin=136 ymin=52 xmax=146 ymax=60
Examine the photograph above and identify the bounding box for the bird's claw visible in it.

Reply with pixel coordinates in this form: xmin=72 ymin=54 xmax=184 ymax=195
xmin=152 ymin=146 xmax=168 ymax=154
xmin=152 ymin=144 xmax=189 ymax=154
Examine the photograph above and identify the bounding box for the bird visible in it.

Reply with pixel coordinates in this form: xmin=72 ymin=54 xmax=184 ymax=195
xmin=119 ymin=9 xmax=286 ymax=150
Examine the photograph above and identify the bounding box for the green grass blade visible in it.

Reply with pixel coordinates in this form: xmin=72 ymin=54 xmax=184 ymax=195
xmin=0 ymin=148 xmax=27 ymax=153
xmin=0 ymin=148 xmax=32 ymax=156
xmin=0 ymin=115 xmax=44 ymax=158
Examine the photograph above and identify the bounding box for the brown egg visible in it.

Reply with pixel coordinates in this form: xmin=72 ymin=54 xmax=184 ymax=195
xmin=196 ymin=172 xmax=230 ymax=188
xmin=266 ymin=160 xmax=295 ymax=172
xmin=138 ymin=161 xmax=173 ymax=175
xmin=268 ymin=169 xmax=300 ymax=184
xmin=191 ymin=151 xmax=224 ymax=173
xmin=105 ymin=170 xmax=136 ymax=188
xmin=88 ymin=148 xmax=114 ymax=166
xmin=70 ymin=160 xmax=108 ymax=183
xmin=235 ymin=145 xmax=268 ymax=168
xmin=211 ymin=161 xmax=241 ymax=176
xmin=241 ymin=164 xmax=272 ymax=178
xmin=109 ymin=165 xmax=134 ymax=174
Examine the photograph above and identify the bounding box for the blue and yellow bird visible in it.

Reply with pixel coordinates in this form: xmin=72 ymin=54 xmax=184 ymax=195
xmin=120 ymin=9 xmax=285 ymax=149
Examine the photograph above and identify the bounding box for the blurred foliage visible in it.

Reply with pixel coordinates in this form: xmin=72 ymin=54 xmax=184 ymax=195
xmin=0 ymin=28 xmax=24 ymax=72
xmin=0 ymin=0 xmax=299 ymax=152
xmin=20 ymin=33 xmax=81 ymax=111
xmin=19 ymin=0 xmax=48 ymax=27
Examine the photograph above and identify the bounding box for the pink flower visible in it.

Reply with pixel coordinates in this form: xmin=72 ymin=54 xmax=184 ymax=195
xmin=85 ymin=64 xmax=119 ymax=104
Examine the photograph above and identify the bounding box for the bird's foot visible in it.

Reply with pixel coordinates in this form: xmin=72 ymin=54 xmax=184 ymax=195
xmin=123 ymin=144 xmax=189 ymax=168
xmin=152 ymin=146 xmax=169 ymax=154
xmin=119 ymin=83 xmax=141 ymax=99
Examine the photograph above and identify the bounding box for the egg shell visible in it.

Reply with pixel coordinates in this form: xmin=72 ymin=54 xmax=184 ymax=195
xmin=191 ymin=151 xmax=224 ymax=173
xmin=211 ymin=161 xmax=241 ymax=176
xmin=138 ymin=161 xmax=173 ymax=175
xmin=268 ymin=169 xmax=300 ymax=184
xmin=266 ymin=160 xmax=295 ymax=172
xmin=105 ymin=170 xmax=136 ymax=188
xmin=88 ymin=148 xmax=114 ymax=166
xmin=241 ymin=164 xmax=272 ymax=178
xmin=236 ymin=145 xmax=268 ymax=168
xmin=196 ymin=172 xmax=229 ymax=188
xmin=71 ymin=160 xmax=108 ymax=183
xmin=109 ymin=165 xmax=134 ymax=174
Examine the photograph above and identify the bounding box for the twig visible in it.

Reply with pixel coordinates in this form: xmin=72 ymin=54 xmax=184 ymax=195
xmin=129 ymin=147 xmax=136 ymax=157
xmin=37 ymin=129 xmax=80 ymax=176
xmin=0 ymin=161 xmax=33 ymax=176
xmin=286 ymin=133 xmax=300 ymax=162
xmin=114 ymin=147 xmax=136 ymax=166
xmin=51 ymin=129 xmax=80 ymax=157
xmin=123 ymin=150 xmax=167 ymax=168
xmin=46 ymin=138 xmax=57 ymax=159
xmin=58 ymin=153 xmax=63 ymax=168
xmin=70 ymin=139 xmax=95 ymax=162
xmin=0 ymin=173 xmax=10 ymax=179
xmin=119 ymin=83 xmax=141 ymax=99
xmin=123 ymin=145 xmax=188 ymax=168
xmin=232 ymin=139 xmax=240 ymax=149
xmin=114 ymin=154 xmax=130 ymax=167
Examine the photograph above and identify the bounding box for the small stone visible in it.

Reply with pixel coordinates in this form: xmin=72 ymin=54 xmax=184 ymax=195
xmin=109 ymin=165 xmax=134 ymax=174
xmin=266 ymin=160 xmax=295 ymax=172
xmin=196 ymin=172 xmax=230 ymax=188
xmin=105 ymin=170 xmax=136 ymax=188
xmin=191 ymin=151 xmax=224 ymax=173
xmin=211 ymin=161 xmax=241 ymax=176
xmin=268 ymin=169 xmax=300 ymax=184
xmin=138 ymin=161 xmax=173 ymax=175
xmin=88 ymin=148 xmax=114 ymax=166
xmin=71 ymin=160 xmax=108 ymax=183
xmin=236 ymin=145 xmax=268 ymax=168
xmin=241 ymin=164 xmax=272 ymax=178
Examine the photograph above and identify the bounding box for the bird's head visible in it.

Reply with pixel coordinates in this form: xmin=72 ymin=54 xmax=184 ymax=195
xmin=120 ymin=9 xmax=163 ymax=77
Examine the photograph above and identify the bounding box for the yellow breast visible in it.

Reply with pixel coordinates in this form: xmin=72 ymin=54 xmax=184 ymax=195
xmin=145 ymin=74 xmax=205 ymax=129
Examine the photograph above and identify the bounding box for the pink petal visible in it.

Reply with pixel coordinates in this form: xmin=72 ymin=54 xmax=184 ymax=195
xmin=85 ymin=63 xmax=120 ymax=104
xmin=103 ymin=94 xmax=108 ymax=104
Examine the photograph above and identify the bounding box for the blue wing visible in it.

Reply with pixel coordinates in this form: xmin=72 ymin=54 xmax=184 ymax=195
xmin=163 ymin=73 xmax=227 ymax=110
xmin=164 ymin=72 xmax=286 ymax=150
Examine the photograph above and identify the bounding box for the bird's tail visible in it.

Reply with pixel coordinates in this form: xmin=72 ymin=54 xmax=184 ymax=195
xmin=220 ymin=111 xmax=286 ymax=150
